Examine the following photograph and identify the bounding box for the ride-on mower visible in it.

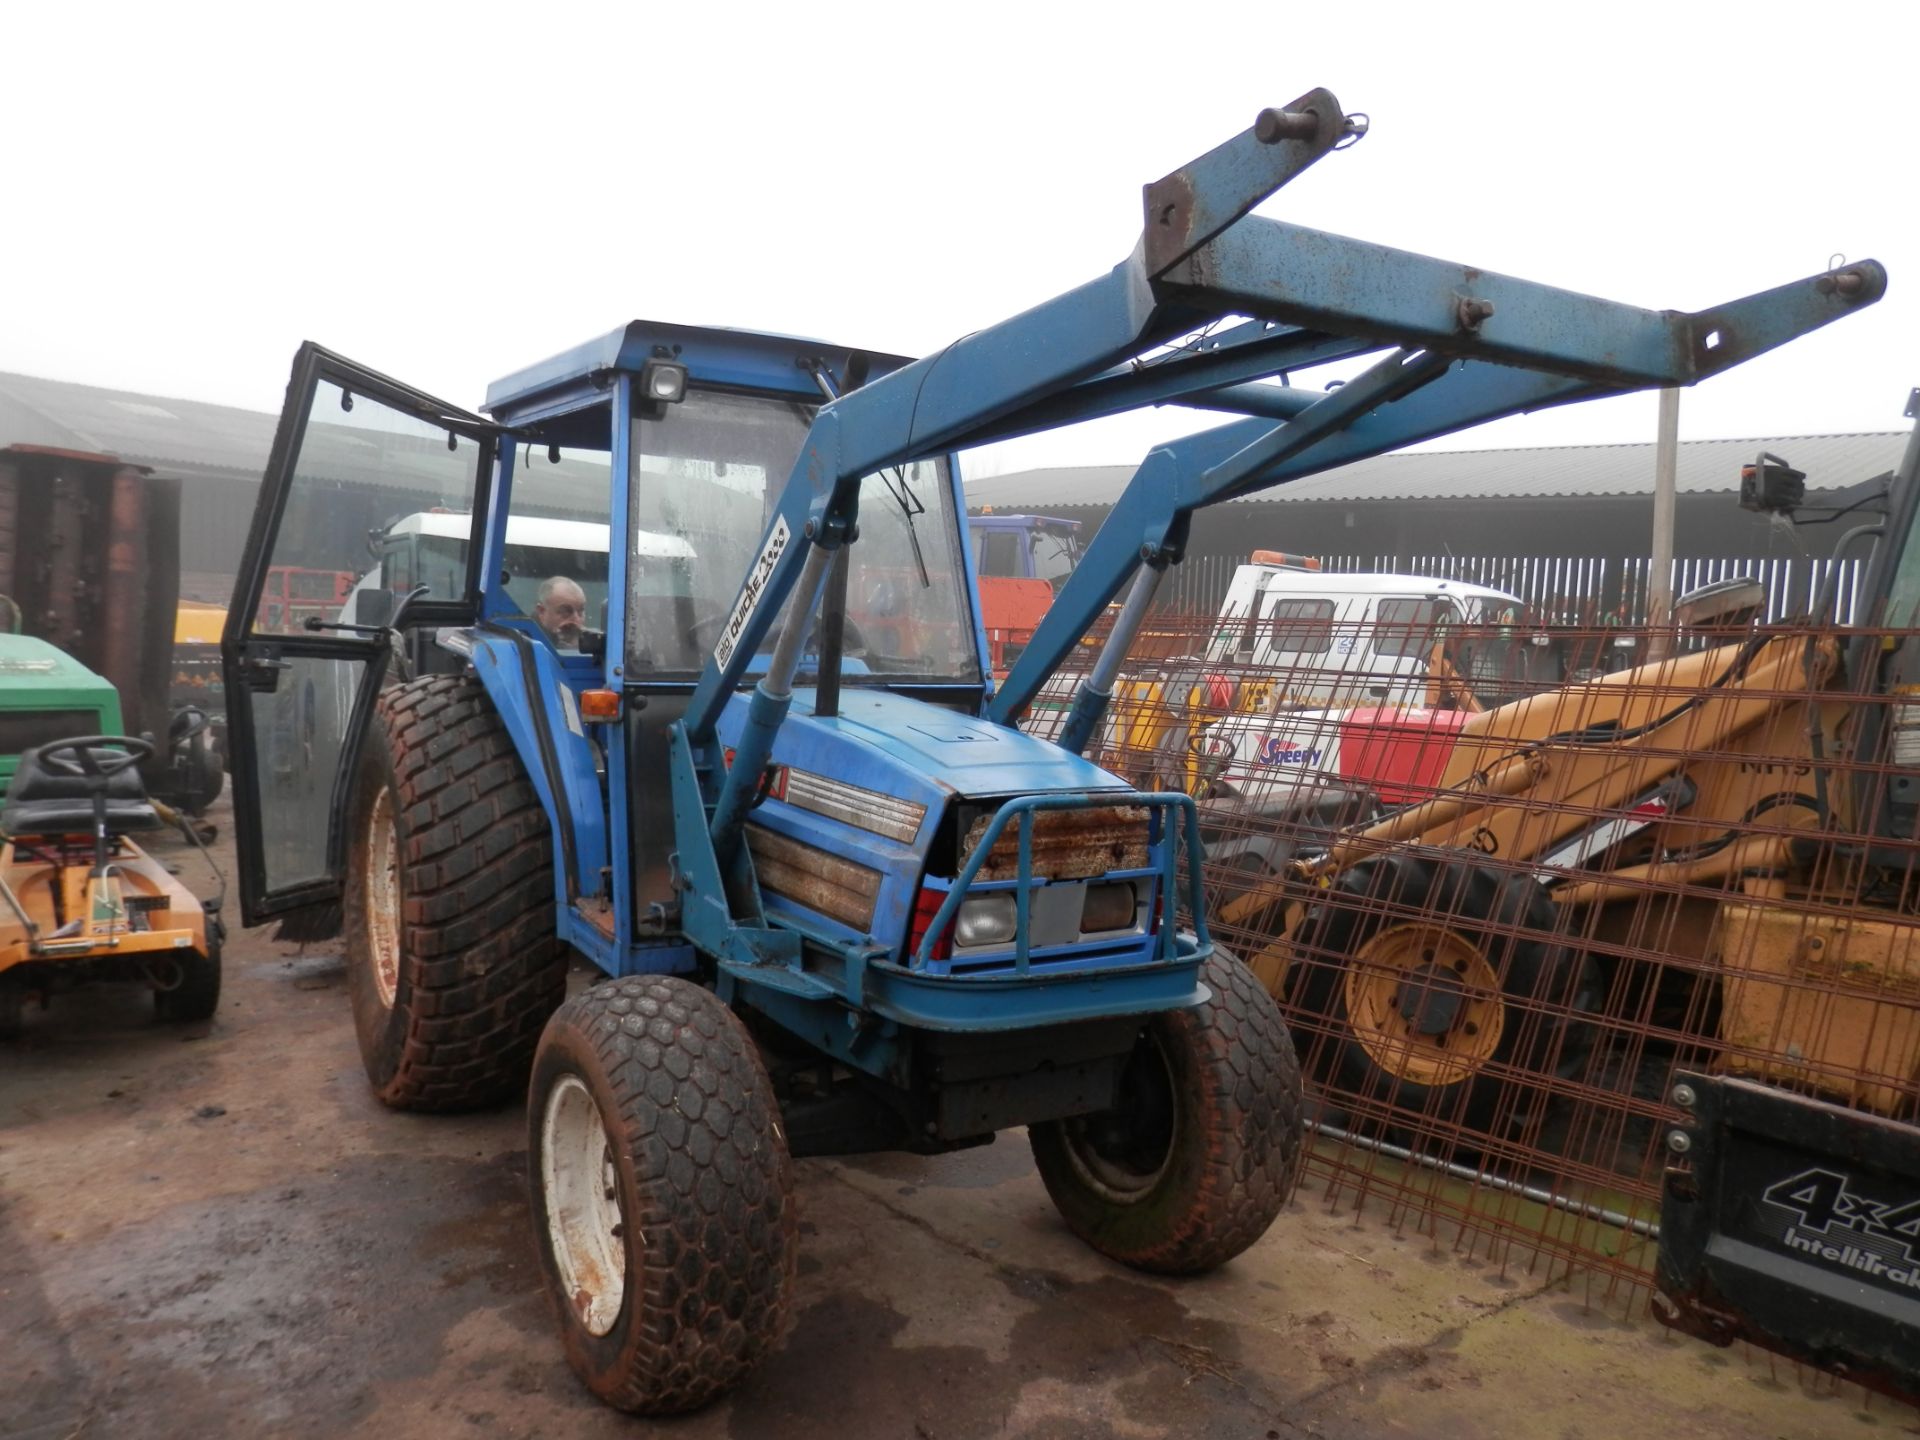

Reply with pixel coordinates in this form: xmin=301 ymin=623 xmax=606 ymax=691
xmin=219 ymin=92 xmax=1880 ymax=1413
xmin=0 ymin=734 xmax=223 ymax=1036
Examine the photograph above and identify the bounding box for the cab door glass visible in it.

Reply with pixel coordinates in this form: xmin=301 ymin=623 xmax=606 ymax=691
xmin=979 ymin=531 xmax=1021 ymax=578
xmin=251 ymin=379 xmax=483 ymax=634
xmin=242 ymin=379 xmax=483 ymax=903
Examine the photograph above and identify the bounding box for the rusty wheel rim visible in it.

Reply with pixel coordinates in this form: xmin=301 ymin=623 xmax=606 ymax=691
xmin=365 ymin=788 xmax=402 ymax=1010
xmin=1344 ymin=923 xmax=1504 ymax=1088
xmin=541 ymin=1074 xmax=628 ymax=1337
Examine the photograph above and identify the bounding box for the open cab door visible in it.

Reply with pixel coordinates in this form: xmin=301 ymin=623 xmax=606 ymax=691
xmin=221 ymin=344 xmax=505 ymax=927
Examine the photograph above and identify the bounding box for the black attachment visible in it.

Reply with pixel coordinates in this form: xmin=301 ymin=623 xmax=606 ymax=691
xmin=1740 ymin=451 xmax=1807 ymax=514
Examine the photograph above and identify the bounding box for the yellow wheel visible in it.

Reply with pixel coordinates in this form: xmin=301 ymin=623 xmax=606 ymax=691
xmin=1292 ymin=853 xmax=1600 ymax=1136
xmin=1343 ymin=923 xmax=1505 ymax=1087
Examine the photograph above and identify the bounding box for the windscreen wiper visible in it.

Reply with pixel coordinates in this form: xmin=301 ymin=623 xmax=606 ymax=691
xmin=806 ymin=360 xmax=929 ymax=587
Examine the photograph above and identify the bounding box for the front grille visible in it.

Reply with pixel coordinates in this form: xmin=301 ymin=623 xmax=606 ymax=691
xmin=960 ymin=804 xmax=1150 ymax=882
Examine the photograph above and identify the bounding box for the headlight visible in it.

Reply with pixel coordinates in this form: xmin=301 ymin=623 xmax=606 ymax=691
xmin=955 ymin=893 xmax=1018 ymax=947
xmin=1081 ymin=881 xmax=1138 ymax=933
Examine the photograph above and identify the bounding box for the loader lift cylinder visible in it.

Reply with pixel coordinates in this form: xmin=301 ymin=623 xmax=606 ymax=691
xmin=1059 ymin=560 xmax=1169 ymax=756
xmin=708 ymin=539 xmax=836 ymax=868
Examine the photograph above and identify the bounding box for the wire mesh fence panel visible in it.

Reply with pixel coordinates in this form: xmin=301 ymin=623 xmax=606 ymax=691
xmin=1052 ymin=598 xmax=1920 ymax=1300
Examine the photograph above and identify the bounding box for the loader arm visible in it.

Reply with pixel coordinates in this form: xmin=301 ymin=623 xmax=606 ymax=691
xmin=683 ymin=88 xmax=1883 ymax=851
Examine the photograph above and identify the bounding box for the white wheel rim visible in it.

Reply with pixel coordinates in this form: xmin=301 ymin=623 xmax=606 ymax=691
xmin=540 ymin=1074 xmax=628 ymax=1337
xmin=365 ymin=788 xmax=401 ymax=1009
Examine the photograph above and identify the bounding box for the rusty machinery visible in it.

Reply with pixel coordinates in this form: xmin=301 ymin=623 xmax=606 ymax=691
xmin=0 ymin=444 xmax=225 ymax=813
xmin=1220 ymin=402 xmax=1920 ymax=1401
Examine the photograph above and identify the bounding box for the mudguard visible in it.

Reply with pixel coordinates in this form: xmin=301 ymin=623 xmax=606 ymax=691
xmin=462 ymin=628 xmax=609 ymax=916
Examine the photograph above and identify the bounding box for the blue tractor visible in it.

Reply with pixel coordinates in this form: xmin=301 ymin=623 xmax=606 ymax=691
xmin=219 ymin=92 xmax=1882 ymax=1413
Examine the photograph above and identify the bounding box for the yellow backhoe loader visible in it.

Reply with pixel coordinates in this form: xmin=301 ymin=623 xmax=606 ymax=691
xmin=1221 ymin=408 xmax=1920 ymax=1136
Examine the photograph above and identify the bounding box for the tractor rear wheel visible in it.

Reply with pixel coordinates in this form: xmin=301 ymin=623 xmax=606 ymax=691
xmin=1029 ymin=949 xmax=1304 ymax=1274
xmin=343 ymin=674 xmax=567 ymax=1111
xmin=1292 ymin=852 xmax=1600 ymax=1136
xmin=528 ymin=977 xmax=796 ymax=1414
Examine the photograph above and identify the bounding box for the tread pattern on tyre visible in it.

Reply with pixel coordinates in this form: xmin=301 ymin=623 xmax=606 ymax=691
xmin=1032 ymin=950 xmax=1305 ymax=1276
xmin=1295 ymin=850 xmax=1600 ymax=1128
xmin=1159 ymin=951 xmax=1307 ymax=1272
xmin=354 ymin=673 xmax=566 ymax=1110
xmin=536 ymin=976 xmax=796 ymax=1415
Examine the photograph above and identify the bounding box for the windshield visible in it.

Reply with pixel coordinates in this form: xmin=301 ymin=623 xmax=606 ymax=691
xmin=1032 ymin=523 xmax=1080 ymax=590
xmin=628 ymin=389 xmax=981 ymax=684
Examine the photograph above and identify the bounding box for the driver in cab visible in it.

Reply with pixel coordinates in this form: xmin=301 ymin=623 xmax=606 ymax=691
xmin=534 ymin=576 xmax=588 ymax=653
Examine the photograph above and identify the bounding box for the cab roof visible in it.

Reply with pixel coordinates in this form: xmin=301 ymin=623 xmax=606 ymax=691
xmin=483 ymin=320 xmax=916 ymax=425
xmin=0 ymin=632 xmax=118 ymax=688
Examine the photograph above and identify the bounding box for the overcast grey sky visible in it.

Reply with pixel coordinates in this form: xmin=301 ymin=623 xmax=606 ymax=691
xmin=2 ymin=2 xmax=1912 ymax=479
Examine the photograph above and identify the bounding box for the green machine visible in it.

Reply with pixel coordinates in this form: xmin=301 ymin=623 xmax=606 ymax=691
xmin=0 ymin=633 xmax=123 ymax=789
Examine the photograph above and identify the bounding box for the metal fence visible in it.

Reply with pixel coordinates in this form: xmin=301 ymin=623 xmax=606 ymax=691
xmin=1060 ymin=607 xmax=1920 ymax=1304
xmin=1160 ymin=551 xmax=1868 ymax=626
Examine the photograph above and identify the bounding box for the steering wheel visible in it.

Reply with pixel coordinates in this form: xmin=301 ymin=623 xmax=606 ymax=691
xmin=36 ymin=735 xmax=154 ymax=780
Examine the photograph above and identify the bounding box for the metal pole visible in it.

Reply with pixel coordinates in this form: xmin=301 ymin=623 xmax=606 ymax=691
xmin=1647 ymin=387 xmax=1680 ymax=657
xmin=1314 ymin=1122 xmax=1659 ymax=1240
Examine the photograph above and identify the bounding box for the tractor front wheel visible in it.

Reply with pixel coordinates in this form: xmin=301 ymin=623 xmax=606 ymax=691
xmin=528 ymin=977 xmax=796 ymax=1414
xmin=1029 ymin=949 xmax=1304 ymax=1274
xmin=343 ymin=674 xmax=567 ymax=1111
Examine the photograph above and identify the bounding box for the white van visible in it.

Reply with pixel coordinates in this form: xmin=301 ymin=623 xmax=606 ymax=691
xmin=1202 ymin=552 xmax=1527 ymax=710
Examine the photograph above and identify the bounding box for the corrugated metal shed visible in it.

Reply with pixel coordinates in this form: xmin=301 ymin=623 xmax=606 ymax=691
xmin=963 ymin=431 xmax=1908 ymax=511
xmin=0 ymin=371 xmax=277 ymax=478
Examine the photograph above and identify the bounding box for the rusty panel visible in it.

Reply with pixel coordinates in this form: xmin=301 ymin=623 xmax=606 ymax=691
xmin=961 ymin=804 xmax=1150 ymax=882
xmin=0 ymin=446 xmax=177 ymax=742
xmin=0 ymin=457 xmax=17 ymax=605
xmin=745 ymin=823 xmax=882 ymax=931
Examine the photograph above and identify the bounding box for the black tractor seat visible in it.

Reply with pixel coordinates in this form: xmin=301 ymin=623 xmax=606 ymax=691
xmin=2 ymin=743 xmax=161 ymax=838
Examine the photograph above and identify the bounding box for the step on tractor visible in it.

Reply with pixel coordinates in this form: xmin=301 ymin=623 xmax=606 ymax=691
xmin=218 ymin=92 xmax=1880 ymax=1413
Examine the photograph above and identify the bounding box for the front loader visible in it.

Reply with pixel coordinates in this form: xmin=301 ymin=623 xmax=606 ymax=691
xmin=219 ymin=92 xmax=1881 ymax=1414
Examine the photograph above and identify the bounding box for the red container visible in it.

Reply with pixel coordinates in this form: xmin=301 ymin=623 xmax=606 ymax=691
xmin=1336 ymin=706 xmax=1471 ymax=805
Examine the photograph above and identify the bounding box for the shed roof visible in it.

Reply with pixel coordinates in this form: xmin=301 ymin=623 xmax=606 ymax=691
xmin=0 ymin=370 xmax=277 ymax=477
xmin=963 ymin=430 xmax=1909 ymax=511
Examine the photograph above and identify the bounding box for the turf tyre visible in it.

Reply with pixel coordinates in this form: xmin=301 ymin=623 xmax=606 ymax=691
xmin=528 ymin=976 xmax=796 ymax=1414
xmin=1029 ymin=949 xmax=1304 ymax=1275
xmin=154 ymin=930 xmax=222 ymax=1022
xmin=342 ymin=673 xmax=566 ymax=1111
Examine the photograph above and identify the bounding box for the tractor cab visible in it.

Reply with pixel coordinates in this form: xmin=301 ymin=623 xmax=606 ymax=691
xmin=222 ymin=326 xmax=1033 ymax=961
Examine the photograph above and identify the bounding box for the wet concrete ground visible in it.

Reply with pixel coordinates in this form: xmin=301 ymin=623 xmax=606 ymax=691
xmin=2 ymin=799 xmax=1905 ymax=1439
